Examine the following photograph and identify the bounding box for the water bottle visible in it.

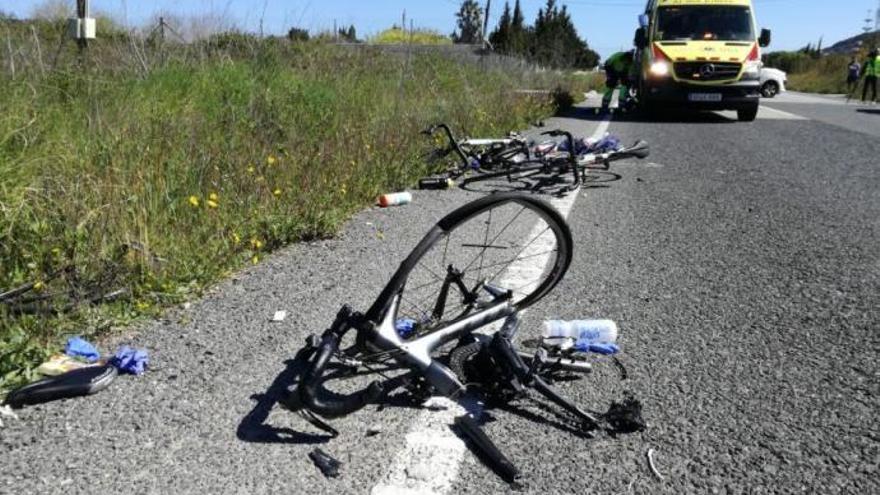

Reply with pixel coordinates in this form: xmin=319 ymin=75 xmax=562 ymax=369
xmin=542 ymin=320 xmax=619 ymax=353
xmin=378 ymin=192 xmax=412 ymax=208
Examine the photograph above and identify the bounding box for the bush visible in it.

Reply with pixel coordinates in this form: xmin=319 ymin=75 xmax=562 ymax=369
xmin=370 ymin=27 xmax=452 ymax=45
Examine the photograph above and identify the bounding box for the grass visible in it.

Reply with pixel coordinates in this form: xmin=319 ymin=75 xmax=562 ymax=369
xmin=0 ymin=25 xmax=576 ymax=395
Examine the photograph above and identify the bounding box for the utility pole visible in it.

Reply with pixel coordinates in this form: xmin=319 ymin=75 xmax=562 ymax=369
xmin=483 ymin=0 xmax=492 ymax=44
xmin=402 ymin=10 xmax=406 ymax=30
xmin=76 ymin=0 xmax=89 ymax=53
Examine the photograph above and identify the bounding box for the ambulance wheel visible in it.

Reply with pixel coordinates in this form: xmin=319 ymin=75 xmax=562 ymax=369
xmin=737 ymin=104 xmax=759 ymax=122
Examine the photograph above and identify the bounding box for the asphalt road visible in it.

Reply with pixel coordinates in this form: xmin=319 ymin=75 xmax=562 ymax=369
xmin=2 ymin=92 xmax=878 ymax=494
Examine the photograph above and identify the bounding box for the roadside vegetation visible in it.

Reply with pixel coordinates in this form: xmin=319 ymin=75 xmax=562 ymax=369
xmin=764 ymin=34 xmax=880 ymax=94
xmin=0 ymin=15 xmax=584 ymax=395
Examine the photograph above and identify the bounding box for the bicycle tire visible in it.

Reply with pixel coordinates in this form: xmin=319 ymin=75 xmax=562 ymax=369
xmin=364 ymin=193 xmax=573 ymax=336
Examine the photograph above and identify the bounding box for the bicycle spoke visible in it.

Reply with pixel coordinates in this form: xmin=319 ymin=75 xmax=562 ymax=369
xmin=461 ymin=205 xmax=528 ymax=272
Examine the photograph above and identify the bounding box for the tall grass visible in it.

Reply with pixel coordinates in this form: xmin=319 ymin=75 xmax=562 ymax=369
xmin=0 ymin=23 xmax=571 ymax=394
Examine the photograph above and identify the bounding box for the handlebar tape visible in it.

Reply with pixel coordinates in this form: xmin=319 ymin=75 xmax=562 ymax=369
xmin=298 ymin=333 xmax=384 ymax=419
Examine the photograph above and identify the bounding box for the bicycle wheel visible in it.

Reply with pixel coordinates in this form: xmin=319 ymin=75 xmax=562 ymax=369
xmin=364 ymin=193 xmax=573 ymax=338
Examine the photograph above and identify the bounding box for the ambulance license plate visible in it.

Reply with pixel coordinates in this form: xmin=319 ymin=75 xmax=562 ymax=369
xmin=688 ymin=93 xmax=723 ymax=102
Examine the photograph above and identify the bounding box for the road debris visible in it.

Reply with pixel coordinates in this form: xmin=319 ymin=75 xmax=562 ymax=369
xmin=308 ymin=448 xmax=342 ymax=478
xmin=271 ymin=310 xmax=288 ymax=322
xmin=365 ymin=425 xmax=382 ymax=437
xmin=37 ymin=354 xmax=102 ymax=376
xmin=647 ymin=448 xmax=665 ymax=481
xmin=110 ymin=346 xmax=149 ymax=375
xmin=377 ymin=192 xmax=412 ymax=208
xmin=0 ymin=405 xmax=19 ymax=427
xmin=65 ymin=337 xmax=100 ymax=363
xmin=4 ymin=365 xmax=118 ymax=409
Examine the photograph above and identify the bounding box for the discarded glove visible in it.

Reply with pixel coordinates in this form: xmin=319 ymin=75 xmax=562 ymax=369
xmin=308 ymin=448 xmax=341 ymax=478
xmin=65 ymin=337 xmax=100 ymax=363
xmin=576 ymin=342 xmax=620 ymax=355
xmin=110 ymin=346 xmax=149 ymax=375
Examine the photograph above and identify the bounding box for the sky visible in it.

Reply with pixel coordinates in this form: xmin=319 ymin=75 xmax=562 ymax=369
xmin=2 ymin=0 xmax=877 ymax=59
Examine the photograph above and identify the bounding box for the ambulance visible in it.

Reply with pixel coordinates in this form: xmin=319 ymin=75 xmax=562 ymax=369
xmin=633 ymin=0 xmax=771 ymax=121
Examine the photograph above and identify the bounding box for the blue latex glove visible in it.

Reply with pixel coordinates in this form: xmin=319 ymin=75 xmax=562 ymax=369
xmin=65 ymin=337 xmax=100 ymax=363
xmin=110 ymin=346 xmax=149 ymax=375
xmin=395 ymin=319 xmax=416 ymax=339
xmin=575 ymin=342 xmax=620 ymax=355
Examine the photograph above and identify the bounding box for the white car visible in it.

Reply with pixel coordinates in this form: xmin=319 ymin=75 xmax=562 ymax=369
xmin=759 ymin=67 xmax=787 ymax=98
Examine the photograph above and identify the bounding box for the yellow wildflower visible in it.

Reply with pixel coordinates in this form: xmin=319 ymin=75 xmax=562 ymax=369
xmin=51 ymin=247 xmax=61 ymax=256
xmin=267 ymin=155 xmax=277 ymax=166
xmin=273 ymin=188 xmax=282 ymax=197
xmin=207 ymin=200 xmax=218 ymax=209
xmin=33 ymin=281 xmax=45 ymax=291
xmin=188 ymin=195 xmax=200 ymax=207
xmin=365 ymin=143 xmax=371 ymax=151
xmin=232 ymin=233 xmax=241 ymax=245
xmin=247 ymin=165 xmax=255 ymax=174
xmin=340 ymin=184 xmax=347 ymax=196
xmin=252 ymin=255 xmax=260 ymax=264
xmin=251 ymin=238 xmax=264 ymax=250
xmin=209 ymin=192 xmax=219 ymax=202
xmin=136 ymin=301 xmax=151 ymax=311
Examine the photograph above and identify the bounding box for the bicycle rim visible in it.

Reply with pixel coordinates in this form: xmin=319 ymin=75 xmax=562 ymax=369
xmin=367 ymin=193 xmax=572 ymax=338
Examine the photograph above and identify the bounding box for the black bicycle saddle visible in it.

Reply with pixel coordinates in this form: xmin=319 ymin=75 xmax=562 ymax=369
xmin=4 ymin=364 xmax=118 ymax=409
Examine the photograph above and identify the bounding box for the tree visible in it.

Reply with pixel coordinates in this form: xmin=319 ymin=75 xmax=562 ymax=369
xmin=489 ymin=2 xmax=512 ymax=51
xmin=338 ymin=25 xmax=358 ymax=42
xmin=454 ymin=0 xmax=483 ymax=44
xmin=287 ymin=27 xmax=310 ymax=42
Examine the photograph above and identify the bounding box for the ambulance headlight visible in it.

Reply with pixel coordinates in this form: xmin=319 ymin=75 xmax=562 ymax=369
xmin=649 ymin=61 xmax=670 ymax=77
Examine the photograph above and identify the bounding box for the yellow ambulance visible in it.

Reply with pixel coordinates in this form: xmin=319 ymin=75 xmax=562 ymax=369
xmin=634 ymin=0 xmax=771 ymax=121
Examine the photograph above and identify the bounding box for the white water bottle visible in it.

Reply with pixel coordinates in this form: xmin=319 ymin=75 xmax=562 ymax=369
xmin=542 ymin=320 xmax=619 ymax=348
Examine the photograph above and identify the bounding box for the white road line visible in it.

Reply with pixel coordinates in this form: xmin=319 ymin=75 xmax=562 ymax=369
xmin=371 ymin=116 xmax=612 ymax=495
xmin=757 ymin=105 xmax=808 ymax=120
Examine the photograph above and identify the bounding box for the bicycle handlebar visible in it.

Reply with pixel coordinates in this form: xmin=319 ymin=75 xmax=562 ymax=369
xmin=298 ymin=308 xmax=384 ymax=419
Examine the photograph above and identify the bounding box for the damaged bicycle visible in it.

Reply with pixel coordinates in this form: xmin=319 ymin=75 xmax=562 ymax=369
xmin=282 ymin=192 xmax=647 ymax=483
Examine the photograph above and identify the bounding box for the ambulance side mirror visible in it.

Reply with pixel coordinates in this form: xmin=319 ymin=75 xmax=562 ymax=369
xmin=759 ymin=29 xmax=771 ymax=48
xmin=635 ymin=27 xmax=648 ymax=49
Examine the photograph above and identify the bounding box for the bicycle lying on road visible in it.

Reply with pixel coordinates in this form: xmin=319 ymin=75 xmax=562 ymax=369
xmin=282 ymin=193 xmax=646 ymax=483
xmin=422 ymin=123 xmax=650 ymax=189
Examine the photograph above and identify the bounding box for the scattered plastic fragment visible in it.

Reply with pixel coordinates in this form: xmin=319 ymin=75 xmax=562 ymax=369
xmin=110 ymin=346 xmax=149 ymax=375
xmin=272 ymin=310 xmax=288 ymax=322
xmin=37 ymin=354 xmax=101 ymax=376
xmin=647 ymin=448 xmax=665 ymax=481
xmin=65 ymin=337 xmax=100 ymax=363
xmin=308 ymin=448 xmax=341 ymax=478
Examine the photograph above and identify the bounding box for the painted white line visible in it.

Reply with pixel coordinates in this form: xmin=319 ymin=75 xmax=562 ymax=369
xmin=757 ymin=105 xmax=808 ymax=120
xmin=371 ymin=115 xmax=612 ymax=495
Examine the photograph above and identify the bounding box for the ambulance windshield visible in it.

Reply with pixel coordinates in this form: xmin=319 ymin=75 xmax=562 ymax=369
xmin=656 ymin=6 xmax=754 ymax=42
